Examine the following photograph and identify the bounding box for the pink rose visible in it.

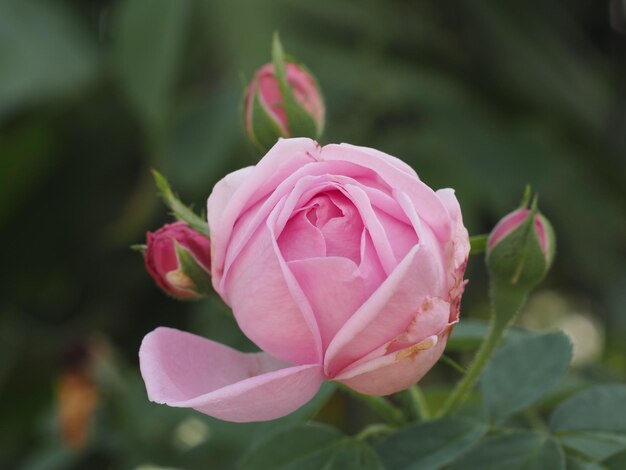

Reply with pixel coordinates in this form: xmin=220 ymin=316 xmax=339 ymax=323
xmin=144 ymin=222 xmax=212 ymax=300
xmin=140 ymin=138 xmax=469 ymax=422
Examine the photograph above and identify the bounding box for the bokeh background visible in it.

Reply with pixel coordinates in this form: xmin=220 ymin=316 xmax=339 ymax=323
xmin=1 ymin=0 xmax=625 ymax=468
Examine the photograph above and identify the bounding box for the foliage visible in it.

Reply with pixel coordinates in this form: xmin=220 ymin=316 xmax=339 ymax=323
xmin=1 ymin=0 xmax=625 ymax=468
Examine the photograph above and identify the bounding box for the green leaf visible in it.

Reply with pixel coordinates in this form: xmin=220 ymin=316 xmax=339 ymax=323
xmin=449 ymin=431 xmax=565 ymax=470
xmin=559 ymin=432 xmax=626 ymax=462
xmin=327 ymin=440 xmax=384 ymax=470
xmin=151 ymin=170 xmax=209 ymax=236
xmin=550 ymin=385 xmax=626 ymax=434
xmin=565 ymin=456 xmax=605 ymax=470
xmin=550 ymin=385 xmax=626 ymax=462
xmin=375 ymin=418 xmax=487 ymax=470
xmin=272 ymin=33 xmax=319 ymax=138
xmin=481 ymin=331 xmax=572 ymax=421
xmin=239 ymin=424 xmax=380 ymax=470
xmin=447 ymin=319 xmax=530 ymax=351
xmin=112 ymin=0 xmax=191 ymax=133
xmin=0 ymin=0 xmax=97 ymax=118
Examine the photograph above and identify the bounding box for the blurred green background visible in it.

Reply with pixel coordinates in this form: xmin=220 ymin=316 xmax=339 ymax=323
xmin=1 ymin=0 xmax=625 ymax=468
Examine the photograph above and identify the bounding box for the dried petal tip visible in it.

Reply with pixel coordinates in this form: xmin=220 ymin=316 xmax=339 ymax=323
xmin=144 ymin=222 xmax=212 ymax=300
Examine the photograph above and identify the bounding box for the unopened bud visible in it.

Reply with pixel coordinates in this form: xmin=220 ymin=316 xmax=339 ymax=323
xmin=244 ymin=35 xmax=324 ymax=151
xmin=486 ymin=201 xmax=555 ymax=290
xmin=144 ymin=222 xmax=212 ymax=300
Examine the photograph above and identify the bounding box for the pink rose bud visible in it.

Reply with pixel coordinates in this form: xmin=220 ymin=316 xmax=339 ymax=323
xmin=487 ymin=207 xmax=555 ymax=289
xmin=244 ymin=38 xmax=324 ymax=151
xmin=140 ymin=138 xmax=470 ymax=423
xmin=144 ymin=222 xmax=212 ymax=300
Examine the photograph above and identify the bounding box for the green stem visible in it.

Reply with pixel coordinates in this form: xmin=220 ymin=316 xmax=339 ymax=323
xmin=337 ymin=383 xmax=405 ymax=427
xmin=356 ymin=423 xmax=394 ymax=441
xmin=437 ymin=282 xmax=528 ymax=417
xmin=469 ymin=234 xmax=488 ymax=255
xmin=436 ymin=318 xmax=507 ymax=418
xmin=406 ymin=385 xmax=431 ymax=420
xmin=439 ymin=354 xmax=466 ymax=374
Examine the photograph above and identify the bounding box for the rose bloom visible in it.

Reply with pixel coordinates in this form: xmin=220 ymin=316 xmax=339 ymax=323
xmin=140 ymin=138 xmax=469 ymax=422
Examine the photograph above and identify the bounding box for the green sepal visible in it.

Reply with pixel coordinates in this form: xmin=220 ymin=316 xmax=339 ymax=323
xmin=130 ymin=244 xmax=147 ymax=256
xmin=151 ymin=169 xmax=209 ymax=236
xmin=173 ymin=241 xmax=212 ymax=297
xmin=250 ymin=88 xmax=287 ymax=152
xmin=272 ymin=32 xmax=320 ymax=139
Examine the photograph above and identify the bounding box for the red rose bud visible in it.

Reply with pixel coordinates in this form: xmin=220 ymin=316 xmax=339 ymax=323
xmin=244 ymin=36 xmax=324 ymax=151
xmin=145 ymin=222 xmax=212 ymax=300
xmin=486 ymin=204 xmax=555 ymax=290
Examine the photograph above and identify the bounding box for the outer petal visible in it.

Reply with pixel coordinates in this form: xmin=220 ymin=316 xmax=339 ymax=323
xmin=208 ymin=138 xmax=320 ymax=282
xmin=140 ymin=327 xmax=324 ymax=423
xmin=207 ymin=166 xmax=254 ymax=239
xmin=324 ymin=240 xmax=446 ymax=377
xmin=436 ymin=188 xmax=470 ymax=270
xmin=336 ymin=327 xmax=452 ymax=396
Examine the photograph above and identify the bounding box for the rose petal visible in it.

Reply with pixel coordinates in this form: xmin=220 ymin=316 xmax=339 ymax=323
xmin=436 ymin=188 xmax=470 ymax=270
xmin=335 ymin=142 xmax=419 ymax=178
xmin=342 ymin=183 xmax=397 ymax=275
xmin=324 ymin=240 xmax=446 ymax=376
xmin=288 ymin=256 xmax=376 ymax=351
xmin=218 ymin=162 xmax=374 ymax=291
xmin=278 ymin=210 xmax=327 ymax=262
xmin=321 ymin=144 xmax=452 ymax=241
xmin=208 ymin=138 xmax=320 ymax=281
xmin=224 ymin=209 xmax=322 ymax=364
xmin=140 ymin=327 xmax=324 ymax=422
xmin=336 ymin=330 xmax=450 ymax=396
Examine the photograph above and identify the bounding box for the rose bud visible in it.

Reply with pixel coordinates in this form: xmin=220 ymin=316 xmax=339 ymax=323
xmin=140 ymin=138 xmax=470 ymax=423
xmin=486 ymin=205 xmax=555 ymax=290
xmin=244 ymin=37 xmax=324 ymax=152
xmin=144 ymin=222 xmax=212 ymax=300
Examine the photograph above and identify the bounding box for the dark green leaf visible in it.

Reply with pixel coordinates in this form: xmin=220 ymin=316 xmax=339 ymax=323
xmin=449 ymin=431 xmax=565 ymax=470
xmin=238 ymin=424 xmax=343 ymax=470
xmin=326 ymin=440 xmax=384 ymax=470
xmin=550 ymin=385 xmax=626 ymax=462
xmin=447 ymin=320 xmax=530 ymax=351
xmin=550 ymin=385 xmax=626 ymax=434
xmin=376 ymin=418 xmax=487 ymax=470
xmin=481 ymin=331 xmax=572 ymax=421
xmin=565 ymin=455 xmax=605 ymax=470
xmin=559 ymin=432 xmax=626 ymax=462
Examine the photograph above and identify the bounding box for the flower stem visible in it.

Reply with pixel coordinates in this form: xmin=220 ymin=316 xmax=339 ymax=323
xmin=469 ymin=234 xmax=488 ymax=255
xmin=436 ymin=319 xmax=505 ymax=417
xmin=406 ymin=385 xmax=431 ymax=420
xmin=436 ymin=283 xmax=528 ymax=417
xmin=356 ymin=423 xmax=394 ymax=441
xmin=337 ymin=383 xmax=405 ymax=427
